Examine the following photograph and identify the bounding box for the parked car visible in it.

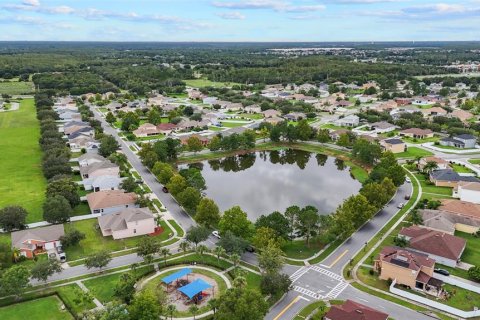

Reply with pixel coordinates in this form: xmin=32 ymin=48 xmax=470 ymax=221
xmin=212 ymin=230 xmax=221 ymax=239
xmin=397 ymin=203 xmax=404 ymax=209
xmin=162 ymin=186 xmax=169 ymax=193
xmin=405 ymin=177 xmax=411 ymax=183
xmin=434 ymin=268 xmax=450 ymax=276
xmin=245 ymin=245 xmax=255 ymax=253
xmin=404 ymin=195 xmax=411 ymax=200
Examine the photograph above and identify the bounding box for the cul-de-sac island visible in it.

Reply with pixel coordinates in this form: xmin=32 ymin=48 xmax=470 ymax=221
xmin=1 ymin=2 xmax=480 ymax=320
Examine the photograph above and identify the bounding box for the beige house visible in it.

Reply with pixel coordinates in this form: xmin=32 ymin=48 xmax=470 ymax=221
xmin=86 ymin=190 xmax=138 ymax=215
xmin=454 ymin=181 xmax=480 ymax=204
xmin=418 ymin=156 xmax=449 ymax=171
xmin=375 ymin=246 xmax=439 ymax=292
xmin=399 ymin=128 xmax=434 ymax=139
xmin=439 ymin=199 xmax=480 ymax=233
xmin=133 ymin=123 xmax=160 ymax=137
xmin=98 ymin=208 xmax=155 ymax=239
xmin=380 ymin=138 xmax=406 ymax=154
xmin=79 ymin=160 xmax=120 ymax=180
xmin=421 ymin=107 xmax=447 ymax=118
xmin=11 ymin=225 xmax=65 ymax=260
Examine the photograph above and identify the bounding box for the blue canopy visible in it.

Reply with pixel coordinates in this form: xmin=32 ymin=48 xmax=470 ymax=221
xmin=178 ymin=279 xmax=212 ymax=299
xmin=162 ymin=268 xmax=192 ymax=284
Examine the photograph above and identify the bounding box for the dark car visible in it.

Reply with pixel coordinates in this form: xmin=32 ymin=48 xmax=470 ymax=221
xmin=434 ymin=268 xmax=450 ymax=276
xmin=162 ymin=186 xmax=169 ymax=193
xmin=245 ymin=246 xmax=255 ymax=253
xmin=404 ymin=195 xmax=411 ymax=200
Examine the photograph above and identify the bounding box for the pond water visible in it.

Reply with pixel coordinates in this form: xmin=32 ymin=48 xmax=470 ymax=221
xmin=185 ymin=149 xmax=362 ymax=221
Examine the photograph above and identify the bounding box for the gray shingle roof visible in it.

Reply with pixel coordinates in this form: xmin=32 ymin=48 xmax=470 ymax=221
xmin=430 ymin=169 xmax=480 ymax=183
xmin=98 ymin=207 xmax=154 ymax=232
xmin=11 ymin=225 xmax=65 ymax=249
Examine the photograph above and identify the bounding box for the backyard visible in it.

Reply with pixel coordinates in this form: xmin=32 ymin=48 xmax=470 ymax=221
xmin=0 ymin=295 xmax=74 ymax=320
xmin=456 ymin=231 xmax=480 ymax=266
xmin=394 ymin=147 xmax=433 ymax=159
xmin=0 ymin=98 xmax=46 ymax=222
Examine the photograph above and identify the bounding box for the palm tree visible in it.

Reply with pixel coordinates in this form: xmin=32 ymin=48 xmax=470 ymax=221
xmin=166 ymin=304 xmax=176 ymax=320
xmin=214 ymin=246 xmax=226 ymax=264
xmin=409 ymin=210 xmax=423 ymax=225
xmin=230 ymin=253 xmax=240 ymax=271
xmin=233 ymin=276 xmax=247 ymax=288
xmin=178 ymin=241 xmax=190 ymax=255
xmin=423 ymin=161 xmax=438 ymax=174
xmin=208 ymin=298 xmax=219 ymax=315
xmin=189 ymin=304 xmax=199 ymax=320
xmin=12 ymin=247 xmax=21 ymax=263
xmin=196 ymin=244 xmax=208 ymax=263
xmin=161 ymin=248 xmax=171 ymax=266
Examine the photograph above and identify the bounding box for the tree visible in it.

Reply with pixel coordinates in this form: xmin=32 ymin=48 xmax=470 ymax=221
xmin=218 ymin=206 xmax=253 ymax=239
xmin=85 ymin=250 xmax=112 ymax=270
xmin=339 ymin=194 xmax=376 ymax=228
xmin=352 ymin=139 xmax=382 ymax=166
xmin=217 ymin=231 xmax=248 ymax=254
xmin=393 ymin=236 xmax=409 ymax=248
xmin=230 ymin=253 xmax=240 ymax=270
xmin=105 ymin=112 xmax=116 ymax=124
xmin=423 ymin=160 xmax=439 ymax=174
xmin=296 ymin=119 xmax=313 ymax=141
xmin=166 ymin=304 xmax=177 ymax=320
xmin=160 ymin=248 xmax=171 ymax=266
xmin=409 ymin=210 xmax=423 ymax=225
xmin=255 ymin=211 xmax=291 ymax=240
xmin=31 ymin=259 xmax=62 ymax=283
xmin=214 ymin=246 xmax=226 ymax=263
xmin=152 ymin=162 xmax=175 ymax=184
xmin=128 ymin=289 xmax=161 ymax=320
xmin=114 ymin=272 xmax=136 ymax=303
xmin=195 ymin=198 xmax=221 ymax=228
xmin=252 ymin=227 xmax=284 ymax=250
xmin=208 ymin=135 xmax=222 ymax=151
xmin=99 ymin=135 xmax=120 ymax=158
xmin=0 ymin=206 xmax=28 ymax=231
xmin=295 ymin=206 xmax=320 ymax=246
xmin=43 ymin=195 xmax=72 ymax=223
xmin=196 ymin=244 xmax=209 ymax=263
xmin=121 ymin=112 xmax=140 ymax=131
xmin=468 ymin=266 xmax=480 ymax=282
xmin=317 ymin=129 xmax=330 ymax=143
xmin=215 ymin=286 xmax=268 ymax=320
xmin=177 ymin=187 xmax=201 ymax=213
xmin=179 ymin=167 xmax=206 ymax=191
xmin=285 ymin=205 xmax=300 ymax=239
xmin=120 ymin=177 xmax=137 ymax=192
xmin=147 ymin=109 xmax=162 ymax=125
xmin=59 ymin=229 xmax=86 ymax=249
xmin=189 ymin=304 xmax=199 ymax=320
xmin=208 ymin=298 xmax=219 ymax=316
xmin=46 ymin=178 xmax=80 ymax=208
xmin=178 ymin=241 xmax=190 ymax=254
xmin=0 ymin=265 xmax=30 ymax=298
xmin=258 ymin=244 xmax=284 ymax=274
xmin=166 ymin=174 xmax=187 ymax=196
xmin=185 ymin=225 xmax=210 ymax=249
xmin=368 ymin=152 xmax=406 ymax=187
xmin=186 ymin=136 xmax=204 ymax=153
xmin=137 ymin=237 xmax=161 ymax=262
xmin=82 ymin=302 xmax=129 ymax=320
xmin=260 ymin=273 xmax=292 ymax=295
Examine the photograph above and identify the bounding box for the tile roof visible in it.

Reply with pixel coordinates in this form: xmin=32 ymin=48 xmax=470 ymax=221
xmin=440 ymin=199 xmax=480 ymax=220
xmin=379 ymin=246 xmax=435 ymax=271
xmin=399 ymin=226 xmax=466 ymax=260
xmin=79 ymin=160 xmax=119 ymax=177
xmin=400 ymin=128 xmax=433 ymax=136
xmin=86 ymin=190 xmax=137 ymax=210
xmin=324 ymin=299 xmax=389 ymax=320
xmin=458 ymin=181 xmax=480 ymax=192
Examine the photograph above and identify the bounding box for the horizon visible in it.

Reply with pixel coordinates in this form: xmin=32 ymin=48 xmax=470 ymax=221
xmin=1 ymin=0 xmax=479 ymax=42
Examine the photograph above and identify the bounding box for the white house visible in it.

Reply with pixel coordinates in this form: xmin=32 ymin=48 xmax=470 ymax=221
xmin=454 ymin=182 xmax=480 ymax=204
xmin=78 ymin=153 xmax=107 ymax=167
xmin=91 ymin=175 xmax=124 ymax=192
xmin=335 ymin=115 xmax=359 ymax=127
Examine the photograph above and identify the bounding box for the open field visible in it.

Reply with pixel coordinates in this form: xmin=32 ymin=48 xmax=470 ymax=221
xmin=0 ymin=81 xmax=34 ymax=95
xmin=0 ymin=295 xmax=74 ymax=320
xmin=183 ymin=78 xmax=240 ymax=88
xmin=0 ymin=98 xmax=46 ymax=222
xmin=282 ymin=239 xmax=324 ymax=259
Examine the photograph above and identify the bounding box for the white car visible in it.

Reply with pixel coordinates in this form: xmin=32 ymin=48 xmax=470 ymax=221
xmin=405 ymin=177 xmax=411 ymax=183
xmin=212 ymin=230 xmax=221 ymax=239
xmin=397 ymin=203 xmax=405 ymax=209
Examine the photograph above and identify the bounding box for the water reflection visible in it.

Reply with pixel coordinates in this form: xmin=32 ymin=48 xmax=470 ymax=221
xmin=188 ymin=149 xmax=362 ymax=221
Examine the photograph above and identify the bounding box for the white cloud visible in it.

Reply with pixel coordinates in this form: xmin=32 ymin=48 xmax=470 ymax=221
xmin=217 ymin=11 xmax=246 ymax=19
xmin=212 ymin=0 xmax=325 ymax=12
xmin=22 ymin=0 xmax=39 ymax=7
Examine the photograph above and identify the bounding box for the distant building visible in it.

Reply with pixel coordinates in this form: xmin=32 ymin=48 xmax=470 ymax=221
xmin=380 ymin=138 xmax=406 ymax=154
xmin=335 ymin=115 xmax=359 ymax=127
xmin=440 ymin=134 xmax=477 ymax=149
xmin=399 ymin=128 xmax=434 ymax=139
xmin=454 ymin=181 xmax=480 ymax=204
xmin=429 ymin=169 xmax=480 ymax=188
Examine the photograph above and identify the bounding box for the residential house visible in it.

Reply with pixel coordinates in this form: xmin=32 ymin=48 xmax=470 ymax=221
xmin=439 ymin=199 xmax=480 ymax=233
xmin=399 ymin=128 xmax=434 ymax=139
xmin=420 ymin=207 xmax=480 ymax=235
xmin=394 ymin=98 xmax=411 ymax=106
xmin=80 ymin=160 xmax=120 ymax=180
xmin=261 ymin=109 xmax=281 ymax=118
xmin=398 ymin=226 xmax=466 ymax=267
xmin=324 ymin=299 xmax=389 ymax=320
xmin=374 ymin=246 xmax=441 ymax=293
xmin=380 ymin=138 xmax=406 ymax=154
xmin=11 ymin=225 xmax=65 ymax=260
xmin=335 ymin=115 xmax=359 ymax=127
xmin=58 ymin=110 xmax=82 ymax=122
xmin=91 ymin=175 xmax=123 ymax=192
xmin=283 ymin=112 xmax=306 ymax=121
xmin=78 ymin=153 xmax=107 ymax=167
xmin=450 ymin=109 xmax=474 ymax=123
xmin=330 ymin=129 xmax=350 ymax=141
xmin=417 ymin=156 xmax=449 ymax=171
xmin=264 ymin=116 xmax=284 ymax=125
xmin=86 ymin=190 xmax=138 ymax=215
xmin=97 ymin=207 xmax=155 ymax=240
xmin=429 ymin=169 xmax=480 ymax=188
xmin=243 ymin=104 xmax=261 ymax=114
xmin=64 ymin=125 xmax=93 ymax=138
xmin=156 ymin=123 xmax=178 ymax=135
xmin=336 ymin=100 xmax=352 ymax=108
xmin=370 ymin=121 xmax=397 ymax=133
xmin=68 ymin=135 xmax=100 ymax=152
xmin=133 ymin=123 xmax=160 ymax=138
xmin=179 ymin=134 xmax=210 ymax=146
xmin=440 ymin=134 xmax=477 ymax=149
xmin=421 ymin=107 xmax=447 ymax=118
xmin=454 ymin=181 xmax=480 ymax=204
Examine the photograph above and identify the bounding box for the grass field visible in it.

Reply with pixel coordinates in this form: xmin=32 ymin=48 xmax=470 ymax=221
xmin=0 ymin=81 xmax=34 ymax=95
xmin=451 ymin=163 xmax=475 ymax=174
xmin=0 ymin=295 xmax=73 ymax=320
xmin=456 ymin=231 xmax=480 ymax=266
xmin=394 ymin=147 xmax=433 ymax=159
xmin=220 ymin=121 xmax=249 ymax=128
xmin=414 ymin=173 xmax=453 ymax=196
xmin=183 ymin=79 xmax=240 ymax=88
xmin=0 ymin=98 xmax=46 ymax=222
xmin=468 ymin=159 xmax=480 ymax=165
xmin=282 ymin=240 xmax=324 ymax=259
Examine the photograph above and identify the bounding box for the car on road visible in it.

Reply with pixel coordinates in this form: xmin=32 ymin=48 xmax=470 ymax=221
xmin=212 ymin=230 xmax=221 ymax=239
xmin=434 ymin=268 xmax=450 ymax=276
xmin=404 ymin=195 xmax=411 ymax=200
xmin=405 ymin=177 xmax=411 ymax=183
xmin=162 ymin=186 xmax=169 ymax=193
xmin=397 ymin=203 xmax=405 ymax=209
xmin=245 ymin=245 xmax=255 ymax=253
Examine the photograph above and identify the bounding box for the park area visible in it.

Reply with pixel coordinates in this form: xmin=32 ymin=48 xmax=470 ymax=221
xmin=0 ymin=295 xmax=73 ymax=320
xmin=0 ymin=98 xmax=46 ymax=222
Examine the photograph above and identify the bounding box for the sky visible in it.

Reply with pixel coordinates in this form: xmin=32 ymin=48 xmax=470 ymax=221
xmin=0 ymin=0 xmax=479 ymax=41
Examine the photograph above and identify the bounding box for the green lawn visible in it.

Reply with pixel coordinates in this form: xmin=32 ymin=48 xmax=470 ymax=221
xmin=208 ymin=126 xmax=224 ymax=131
xmin=320 ymin=123 xmax=344 ymax=130
xmin=64 ymin=219 xmax=172 ymax=261
xmin=293 ymin=301 xmax=327 ymax=320
xmin=71 ymin=203 xmax=91 ymax=217
xmin=0 ymin=99 xmax=46 ymax=222
xmin=451 ymin=163 xmax=475 ymax=174
xmin=0 ymin=295 xmax=73 ymax=320
xmin=220 ymin=121 xmax=249 ymax=128
xmin=394 ymin=147 xmax=433 ymax=159
xmin=402 ymin=136 xmax=440 ymax=144
xmin=235 ymin=113 xmax=264 ymax=120
xmin=136 ymin=134 xmax=165 ymax=141
xmin=435 ymin=145 xmax=478 ymax=151
xmin=282 ymin=240 xmax=324 ymax=259
xmin=0 ymin=81 xmax=34 ymax=95
xmin=183 ymin=79 xmax=240 ymax=88
xmin=468 ymin=159 xmax=480 ymax=165
xmin=414 ymin=173 xmax=453 ymax=196
xmin=456 ymin=231 xmax=480 ymax=266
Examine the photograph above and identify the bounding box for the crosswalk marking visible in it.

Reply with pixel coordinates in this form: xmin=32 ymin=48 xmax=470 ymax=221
xmin=291 ymin=265 xmax=349 ymax=300
xmin=293 ymin=286 xmax=319 ymax=299
xmin=310 ymin=265 xmax=344 ymax=282
xmin=325 ymin=281 xmax=349 ymax=299
xmin=289 ymin=266 xmax=311 ymax=283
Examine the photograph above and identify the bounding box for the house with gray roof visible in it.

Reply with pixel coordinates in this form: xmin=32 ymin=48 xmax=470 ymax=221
xmin=440 ymin=134 xmax=477 ymax=149
xmin=429 ymin=169 xmax=480 ymax=188
xmin=97 ymin=207 xmax=155 ymax=239
xmin=11 ymin=225 xmax=65 ymax=259
xmin=78 ymin=153 xmax=107 ymax=167
xmin=91 ymin=175 xmax=124 ymax=192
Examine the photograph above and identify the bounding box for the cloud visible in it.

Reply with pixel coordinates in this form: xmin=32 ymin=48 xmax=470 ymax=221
xmin=217 ymin=11 xmax=246 ymax=19
xmin=22 ymin=0 xmax=39 ymax=6
xmin=212 ymin=0 xmax=325 ymax=12
xmin=328 ymin=0 xmax=402 ymax=3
